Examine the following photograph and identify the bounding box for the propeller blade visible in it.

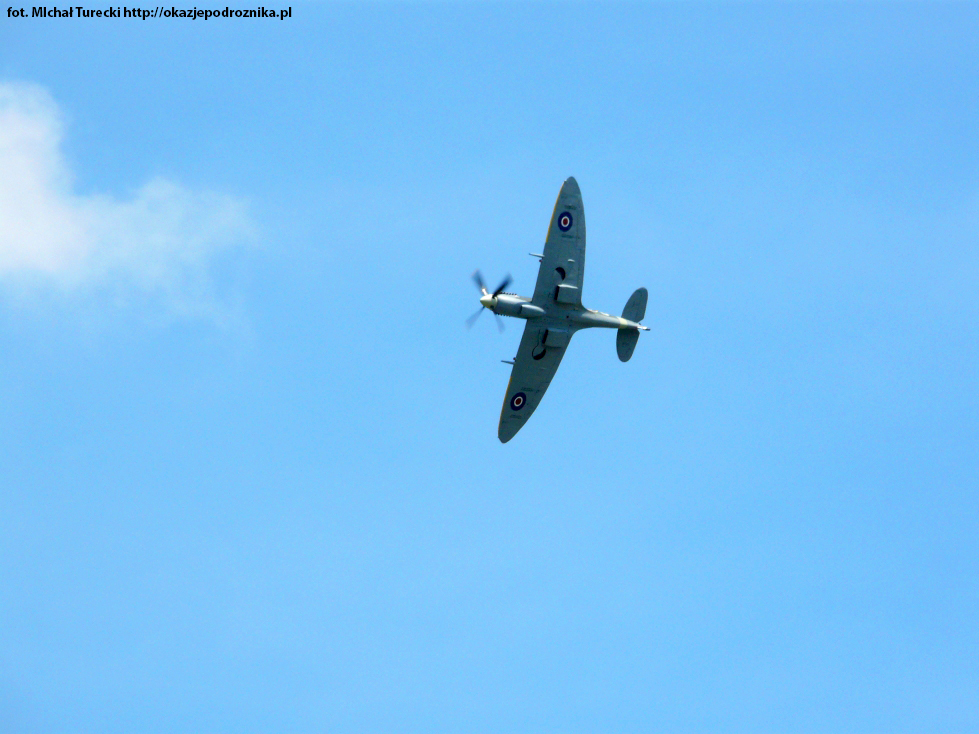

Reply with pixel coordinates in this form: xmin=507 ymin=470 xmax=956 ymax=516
xmin=472 ymin=270 xmax=488 ymax=295
xmin=465 ymin=307 xmax=485 ymax=329
xmin=492 ymin=274 xmax=512 ymax=298
xmin=494 ymin=313 xmax=505 ymax=333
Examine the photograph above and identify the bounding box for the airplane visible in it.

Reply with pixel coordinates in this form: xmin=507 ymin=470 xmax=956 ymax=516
xmin=468 ymin=176 xmax=649 ymax=443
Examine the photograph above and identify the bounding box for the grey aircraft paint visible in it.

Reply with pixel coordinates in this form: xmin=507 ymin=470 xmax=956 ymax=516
xmin=472 ymin=177 xmax=649 ymax=443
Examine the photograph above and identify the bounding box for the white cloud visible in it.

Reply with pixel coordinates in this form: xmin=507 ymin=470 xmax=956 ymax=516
xmin=0 ymin=81 xmax=255 ymax=320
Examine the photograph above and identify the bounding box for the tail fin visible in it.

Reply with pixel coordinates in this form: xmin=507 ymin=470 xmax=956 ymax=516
xmin=617 ymin=288 xmax=648 ymax=362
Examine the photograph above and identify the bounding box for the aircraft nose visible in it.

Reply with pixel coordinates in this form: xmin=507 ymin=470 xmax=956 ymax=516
xmin=479 ymin=294 xmax=495 ymax=309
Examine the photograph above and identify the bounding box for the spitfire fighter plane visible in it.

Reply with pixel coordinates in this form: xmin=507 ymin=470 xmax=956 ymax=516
xmin=469 ymin=177 xmax=649 ymax=443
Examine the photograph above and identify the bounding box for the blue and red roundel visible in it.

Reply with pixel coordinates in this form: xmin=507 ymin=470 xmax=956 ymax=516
xmin=510 ymin=392 xmax=527 ymax=411
xmin=557 ymin=212 xmax=573 ymax=232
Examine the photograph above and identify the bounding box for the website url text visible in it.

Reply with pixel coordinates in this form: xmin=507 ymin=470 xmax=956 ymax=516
xmin=8 ymin=6 xmax=292 ymax=19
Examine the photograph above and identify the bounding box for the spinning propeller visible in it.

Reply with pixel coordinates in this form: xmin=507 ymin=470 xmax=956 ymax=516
xmin=466 ymin=270 xmax=512 ymax=332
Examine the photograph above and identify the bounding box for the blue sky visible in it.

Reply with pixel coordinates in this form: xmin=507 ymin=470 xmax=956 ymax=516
xmin=2 ymin=3 xmax=978 ymax=732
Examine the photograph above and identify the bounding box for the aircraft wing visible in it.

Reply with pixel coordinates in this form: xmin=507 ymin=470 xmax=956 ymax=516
xmin=531 ymin=176 xmax=586 ymax=308
xmin=498 ymin=320 xmax=573 ymax=443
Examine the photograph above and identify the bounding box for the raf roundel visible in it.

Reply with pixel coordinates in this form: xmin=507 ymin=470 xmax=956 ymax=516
xmin=557 ymin=211 xmax=573 ymax=232
xmin=510 ymin=392 xmax=527 ymax=411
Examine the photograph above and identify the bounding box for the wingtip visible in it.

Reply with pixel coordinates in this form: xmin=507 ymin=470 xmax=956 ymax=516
xmin=498 ymin=424 xmax=517 ymax=443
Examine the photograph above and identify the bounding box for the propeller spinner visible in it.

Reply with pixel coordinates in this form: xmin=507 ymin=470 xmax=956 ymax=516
xmin=467 ymin=270 xmax=511 ymax=332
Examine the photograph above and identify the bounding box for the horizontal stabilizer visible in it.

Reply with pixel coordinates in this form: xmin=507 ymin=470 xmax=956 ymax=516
xmin=622 ymin=287 xmax=647 ymax=323
xmin=616 ymin=329 xmax=640 ymax=362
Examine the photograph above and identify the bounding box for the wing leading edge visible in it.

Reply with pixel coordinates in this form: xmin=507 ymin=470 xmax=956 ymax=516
xmin=498 ymin=320 xmax=573 ymax=443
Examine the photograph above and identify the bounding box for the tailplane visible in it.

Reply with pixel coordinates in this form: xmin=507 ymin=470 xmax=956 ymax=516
xmin=621 ymin=287 xmax=647 ymax=323
xmin=616 ymin=329 xmax=639 ymax=362
xmin=617 ymin=287 xmax=648 ymax=362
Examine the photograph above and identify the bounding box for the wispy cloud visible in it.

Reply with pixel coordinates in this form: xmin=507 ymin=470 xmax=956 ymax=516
xmin=0 ymin=81 xmax=255 ymax=321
